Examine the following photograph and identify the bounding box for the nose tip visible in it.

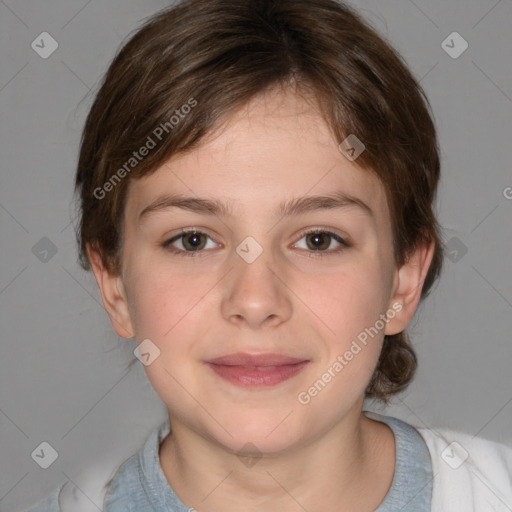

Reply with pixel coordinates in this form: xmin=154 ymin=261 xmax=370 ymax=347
xmin=221 ymin=248 xmax=293 ymax=329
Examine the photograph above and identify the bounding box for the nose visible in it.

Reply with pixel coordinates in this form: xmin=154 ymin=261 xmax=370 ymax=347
xmin=220 ymin=245 xmax=293 ymax=329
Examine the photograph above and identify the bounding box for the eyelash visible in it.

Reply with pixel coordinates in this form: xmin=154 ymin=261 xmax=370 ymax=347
xmin=162 ymin=228 xmax=350 ymax=259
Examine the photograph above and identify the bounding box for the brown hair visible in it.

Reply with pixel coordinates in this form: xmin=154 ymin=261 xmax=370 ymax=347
xmin=75 ymin=0 xmax=444 ymax=401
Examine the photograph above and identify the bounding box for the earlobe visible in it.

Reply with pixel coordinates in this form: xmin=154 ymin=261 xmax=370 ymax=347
xmin=86 ymin=244 xmax=135 ymax=339
xmin=384 ymin=240 xmax=435 ymax=336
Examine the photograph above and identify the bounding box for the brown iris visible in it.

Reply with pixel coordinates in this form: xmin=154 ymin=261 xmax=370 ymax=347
xmin=305 ymin=232 xmax=331 ymax=251
xmin=181 ymin=232 xmax=207 ymax=251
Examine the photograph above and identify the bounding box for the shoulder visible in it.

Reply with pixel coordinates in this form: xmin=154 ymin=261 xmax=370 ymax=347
xmin=417 ymin=426 xmax=512 ymax=511
xmin=26 ymin=420 xmax=170 ymax=512
xmin=25 ymin=451 xmax=150 ymax=512
xmin=24 ymin=452 xmax=149 ymax=512
xmin=24 ymin=468 xmax=114 ymax=512
xmin=103 ymin=419 xmax=172 ymax=511
xmin=24 ymin=483 xmax=65 ymax=512
xmin=102 ymin=452 xmax=142 ymax=511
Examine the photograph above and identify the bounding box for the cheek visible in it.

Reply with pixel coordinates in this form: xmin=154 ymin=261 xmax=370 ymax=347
xmin=302 ymin=260 xmax=388 ymax=338
xmin=127 ymin=268 xmax=211 ymax=403
xmin=128 ymin=264 xmax=207 ymax=340
xmin=295 ymin=260 xmax=388 ymax=392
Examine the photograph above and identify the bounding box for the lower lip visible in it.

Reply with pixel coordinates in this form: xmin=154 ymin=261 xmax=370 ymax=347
xmin=205 ymin=361 xmax=309 ymax=387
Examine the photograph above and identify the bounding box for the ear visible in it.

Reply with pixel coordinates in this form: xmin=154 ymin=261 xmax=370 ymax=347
xmin=385 ymin=240 xmax=435 ymax=336
xmin=86 ymin=244 xmax=134 ymax=339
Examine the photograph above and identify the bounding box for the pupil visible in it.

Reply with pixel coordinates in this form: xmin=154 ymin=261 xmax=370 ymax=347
xmin=185 ymin=233 xmax=204 ymax=250
xmin=308 ymin=233 xmax=329 ymax=250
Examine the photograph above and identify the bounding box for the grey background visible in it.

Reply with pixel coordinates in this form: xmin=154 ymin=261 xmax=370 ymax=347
xmin=1 ymin=0 xmax=511 ymax=510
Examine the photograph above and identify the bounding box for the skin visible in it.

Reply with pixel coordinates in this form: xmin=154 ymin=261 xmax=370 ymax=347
xmin=88 ymin=87 xmax=434 ymax=512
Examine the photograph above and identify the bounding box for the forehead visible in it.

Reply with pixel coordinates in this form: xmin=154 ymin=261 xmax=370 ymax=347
xmin=124 ymin=88 xmax=390 ymax=227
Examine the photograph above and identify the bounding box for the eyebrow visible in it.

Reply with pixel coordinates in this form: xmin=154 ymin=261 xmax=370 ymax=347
xmin=138 ymin=190 xmax=374 ymax=221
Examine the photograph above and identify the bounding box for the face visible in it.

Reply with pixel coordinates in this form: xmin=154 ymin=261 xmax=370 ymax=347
xmin=100 ymin=89 xmax=414 ymax=455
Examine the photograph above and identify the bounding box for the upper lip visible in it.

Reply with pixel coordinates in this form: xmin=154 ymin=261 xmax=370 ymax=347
xmin=206 ymin=353 xmax=309 ymax=366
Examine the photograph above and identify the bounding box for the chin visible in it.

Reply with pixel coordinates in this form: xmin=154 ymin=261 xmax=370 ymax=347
xmin=210 ymin=414 xmax=307 ymax=456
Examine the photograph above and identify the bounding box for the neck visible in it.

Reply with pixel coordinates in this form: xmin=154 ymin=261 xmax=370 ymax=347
xmin=159 ymin=409 xmax=395 ymax=512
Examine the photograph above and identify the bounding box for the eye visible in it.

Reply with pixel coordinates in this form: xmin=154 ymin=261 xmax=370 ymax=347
xmin=163 ymin=230 xmax=218 ymax=255
xmin=293 ymin=229 xmax=349 ymax=254
xmin=162 ymin=228 xmax=348 ymax=258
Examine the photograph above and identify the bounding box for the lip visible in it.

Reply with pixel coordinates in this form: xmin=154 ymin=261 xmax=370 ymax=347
xmin=206 ymin=353 xmax=307 ymax=366
xmin=204 ymin=353 xmax=310 ymax=388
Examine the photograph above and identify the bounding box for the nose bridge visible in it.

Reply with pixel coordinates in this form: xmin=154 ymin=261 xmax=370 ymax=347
xmin=220 ymin=236 xmax=293 ymax=328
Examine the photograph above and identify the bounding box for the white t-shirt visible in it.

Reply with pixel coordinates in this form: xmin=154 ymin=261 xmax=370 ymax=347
xmin=417 ymin=423 xmax=512 ymax=511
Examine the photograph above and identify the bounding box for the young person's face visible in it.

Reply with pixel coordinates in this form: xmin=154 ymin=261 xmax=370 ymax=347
xmin=92 ymin=88 xmax=431 ymax=455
